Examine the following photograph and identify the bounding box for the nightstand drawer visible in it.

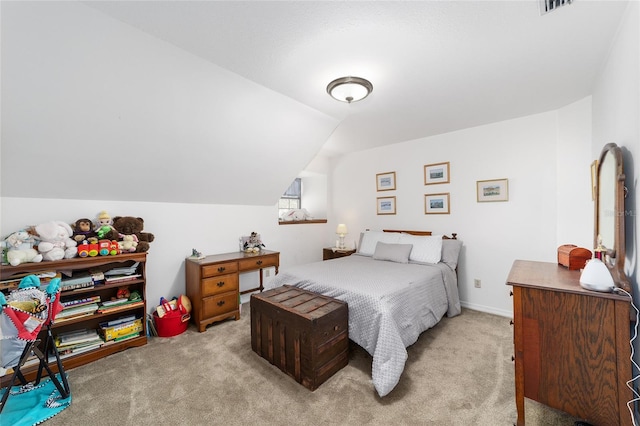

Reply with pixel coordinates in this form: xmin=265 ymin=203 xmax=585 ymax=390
xmin=202 ymin=261 xmax=238 ymax=278
xmin=239 ymin=254 xmax=279 ymax=271
xmin=202 ymin=292 xmax=238 ymax=318
xmin=202 ymin=274 xmax=239 ymax=297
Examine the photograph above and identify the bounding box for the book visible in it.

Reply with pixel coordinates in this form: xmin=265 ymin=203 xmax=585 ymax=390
xmin=99 ymin=318 xmax=143 ymax=341
xmin=56 ymin=329 xmax=101 ymax=347
xmin=61 ymin=295 xmax=101 ymax=309
xmin=96 ymin=300 xmax=144 ymax=314
xmin=103 ymin=263 xmax=139 ymax=276
xmin=56 ymin=303 xmax=99 ymax=319
xmin=100 ymin=314 xmax=137 ymax=328
xmin=105 ymin=274 xmax=141 ymax=284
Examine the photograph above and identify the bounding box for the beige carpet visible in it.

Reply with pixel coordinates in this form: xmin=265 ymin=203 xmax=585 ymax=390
xmin=44 ymin=306 xmax=579 ymax=425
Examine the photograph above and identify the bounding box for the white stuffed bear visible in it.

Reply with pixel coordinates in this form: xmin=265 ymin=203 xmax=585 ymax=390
xmin=35 ymin=221 xmax=78 ymax=261
xmin=2 ymin=230 xmax=43 ymax=266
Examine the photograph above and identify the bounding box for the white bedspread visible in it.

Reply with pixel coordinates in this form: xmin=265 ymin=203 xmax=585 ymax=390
xmin=264 ymin=255 xmax=461 ymax=397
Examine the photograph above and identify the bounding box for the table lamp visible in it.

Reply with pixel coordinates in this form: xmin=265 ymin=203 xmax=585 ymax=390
xmin=336 ymin=224 xmax=348 ymax=249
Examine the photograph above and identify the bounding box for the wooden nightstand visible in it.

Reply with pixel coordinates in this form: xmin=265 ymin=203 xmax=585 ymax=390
xmin=322 ymin=248 xmax=356 ymax=260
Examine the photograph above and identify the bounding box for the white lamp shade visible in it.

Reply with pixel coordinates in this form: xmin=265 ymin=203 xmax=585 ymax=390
xmin=336 ymin=224 xmax=348 ymax=235
xmin=579 ymin=258 xmax=614 ymax=292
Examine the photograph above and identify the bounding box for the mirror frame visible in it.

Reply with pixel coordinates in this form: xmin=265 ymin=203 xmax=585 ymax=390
xmin=594 ymin=142 xmax=630 ymax=292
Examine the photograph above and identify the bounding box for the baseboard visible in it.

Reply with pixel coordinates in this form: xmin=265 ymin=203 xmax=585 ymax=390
xmin=460 ymin=301 xmax=512 ymax=318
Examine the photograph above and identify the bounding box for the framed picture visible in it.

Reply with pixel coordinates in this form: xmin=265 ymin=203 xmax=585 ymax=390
xmin=424 ymin=162 xmax=450 ymax=185
xmin=377 ymin=196 xmax=396 ymax=215
xmin=424 ymin=193 xmax=450 ymax=214
xmin=376 ymin=171 xmax=396 ymax=191
xmin=477 ymin=178 xmax=509 ymax=202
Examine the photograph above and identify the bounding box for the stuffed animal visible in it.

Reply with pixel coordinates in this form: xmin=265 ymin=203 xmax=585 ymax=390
xmin=243 ymin=231 xmax=265 ymax=253
xmin=1 ymin=230 xmax=43 ymax=266
xmin=71 ymin=218 xmax=97 ymax=243
xmin=94 ymin=210 xmax=118 ymax=240
xmin=280 ymin=208 xmax=313 ymax=221
xmin=118 ymin=234 xmax=138 ymax=253
xmin=35 ymin=221 xmax=78 ymax=261
xmin=112 ymin=216 xmax=154 ymax=252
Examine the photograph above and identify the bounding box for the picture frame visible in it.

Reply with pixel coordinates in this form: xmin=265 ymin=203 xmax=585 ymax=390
xmin=376 ymin=171 xmax=396 ymax=191
xmin=476 ymin=178 xmax=509 ymax=202
xmin=424 ymin=193 xmax=450 ymax=214
xmin=377 ymin=196 xmax=396 ymax=215
xmin=424 ymin=162 xmax=450 ymax=185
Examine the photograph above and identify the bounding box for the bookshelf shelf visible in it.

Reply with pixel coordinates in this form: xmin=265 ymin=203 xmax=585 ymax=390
xmin=0 ymin=252 xmax=148 ymax=387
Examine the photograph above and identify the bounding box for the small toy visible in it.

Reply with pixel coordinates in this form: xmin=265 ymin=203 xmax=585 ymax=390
xmin=94 ymin=211 xmax=118 ymax=240
xmin=1 ymin=230 xmax=43 ymax=266
xmin=109 ymin=240 xmax=121 ymax=255
xmin=118 ymin=234 xmax=138 ymax=253
xmin=116 ymin=286 xmax=130 ymax=300
xmin=34 ymin=221 xmax=77 ymax=261
xmin=243 ymin=232 xmax=265 ymax=253
xmin=98 ymin=239 xmax=111 ymax=256
xmin=71 ymin=218 xmax=97 ymax=243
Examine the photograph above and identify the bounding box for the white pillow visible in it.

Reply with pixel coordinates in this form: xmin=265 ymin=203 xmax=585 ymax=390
xmin=399 ymin=233 xmax=443 ymax=264
xmin=358 ymin=231 xmax=401 ymax=256
xmin=372 ymin=242 xmax=413 ymax=263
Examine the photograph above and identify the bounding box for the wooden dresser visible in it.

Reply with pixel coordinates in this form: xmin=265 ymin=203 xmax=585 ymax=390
xmin=185 ymin=250 xmax=279 ymax=332
xmin=507 ymin=260 xmax=632 ymax=426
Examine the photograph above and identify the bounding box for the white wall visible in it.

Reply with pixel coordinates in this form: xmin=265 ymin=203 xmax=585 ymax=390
xmin=330 ymin=105 xmax=592 ymax=316
xmin=592 ymin=1 xmax=639 ymax=293
xmin=0 ymin=199 xmax=330 ymax=308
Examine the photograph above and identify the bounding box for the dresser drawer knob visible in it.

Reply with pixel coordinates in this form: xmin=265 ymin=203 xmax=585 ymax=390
xmin=217 ymin=300 xmax=225 ymax=307
xmin=509 ymin=291 xmax=513 ymax=296
xmin=511 ymin=356 xmax=515 ymax=362
xmin=217 ymin=281 xmax=225 ymax=287
xmin=218 ymin=266 xmax=226 ymax=273
xmin=256 ymin=260 xmax=263 ymax=266
xmin=510 ymin=320 xmax=514 ymax=325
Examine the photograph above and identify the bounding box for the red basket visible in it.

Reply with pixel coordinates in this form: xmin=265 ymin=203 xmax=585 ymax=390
xmin=153 ymin=310 xmax=189 ymax=337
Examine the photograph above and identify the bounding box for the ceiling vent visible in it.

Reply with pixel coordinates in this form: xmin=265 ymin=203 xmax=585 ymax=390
xmin=539 ymin=0 xmax=573 ymax=15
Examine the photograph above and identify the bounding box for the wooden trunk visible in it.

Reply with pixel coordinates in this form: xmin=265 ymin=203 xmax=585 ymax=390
xmin=250 ymin=285 xmax=348 ymax=391
xmin=557 ymin=244 xmax=592 ymax=270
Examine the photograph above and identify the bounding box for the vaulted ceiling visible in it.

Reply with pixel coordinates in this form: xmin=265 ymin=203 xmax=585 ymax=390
xmin=1 ymin=1 xmax=629 ymax=205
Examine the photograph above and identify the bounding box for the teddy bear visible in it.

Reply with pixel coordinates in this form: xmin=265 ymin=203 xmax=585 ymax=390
xmin=35 ymin=221 xmax=78 ymax=261
xmin=243 ymin=231 xmax=265 ymax=253
xmin=1 ymin=230 xmax=43 ymax=266
xmin=118 ymin=234 xmax=138 ymax=253
xmin=112 ymin=216 xmax=154 ymax=252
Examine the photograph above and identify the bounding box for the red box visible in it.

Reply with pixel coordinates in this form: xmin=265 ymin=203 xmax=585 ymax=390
xmin=153 ymin=310 xmax=188 ymax=337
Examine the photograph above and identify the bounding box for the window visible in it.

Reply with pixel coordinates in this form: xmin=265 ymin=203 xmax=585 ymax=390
xmin=278 ymin=178 xmax=301 ymax=218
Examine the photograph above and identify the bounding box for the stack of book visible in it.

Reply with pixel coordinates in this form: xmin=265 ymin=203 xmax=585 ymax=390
xmin=56 ymin=301 xmax=100 ymax=322
xmin=96 ymin=297 xmax=144 ymax=314
xmin=98 ymin=315 xmax=143 ymax=342
xmin=55 ymin=329 xmax=103 ymax=357
xmin=60 ymin=271 xmax=103 ymax=291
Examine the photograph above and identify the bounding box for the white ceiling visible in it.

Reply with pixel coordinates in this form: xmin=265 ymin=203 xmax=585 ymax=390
xmin=84 ymin=0 xmax=629 ymax=157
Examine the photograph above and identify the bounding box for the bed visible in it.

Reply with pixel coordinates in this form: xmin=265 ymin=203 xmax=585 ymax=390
xmin=264 ymin=230 xmax=462 ymax=397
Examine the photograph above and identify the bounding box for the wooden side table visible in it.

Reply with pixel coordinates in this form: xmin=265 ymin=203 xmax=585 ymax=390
xmin=322 ymin=247 xmax=356 ymax=260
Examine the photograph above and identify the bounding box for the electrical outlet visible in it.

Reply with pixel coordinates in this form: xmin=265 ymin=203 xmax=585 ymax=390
xmin=265 ymin=269 xmax=271 ymax=277
xmin=474 ymin=279 xmax=481 ymax=288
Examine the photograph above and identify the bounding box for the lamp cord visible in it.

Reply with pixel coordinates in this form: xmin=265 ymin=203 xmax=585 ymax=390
xmin=614 ymin=287 xmax=640 ymax=426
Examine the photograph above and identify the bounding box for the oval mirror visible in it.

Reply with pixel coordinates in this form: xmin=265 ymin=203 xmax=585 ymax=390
xmin=594 ymin=143 xmax=630 ymax=292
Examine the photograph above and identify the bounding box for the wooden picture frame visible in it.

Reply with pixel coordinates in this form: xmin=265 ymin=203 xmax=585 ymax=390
xmin=424 ymin=193 xmax=450 ymax=214
xmin=424 ymin=162 xmax=450 ymax=185
xmin=377 ymin=196 xmax=396 ymax=215
xmin=477 ymin=178 xmax=509 ymax=202
xmin=376 ymin=171 xmax=396 ymax=191
xmin=590 ymin=160 xmax=598 ymax=201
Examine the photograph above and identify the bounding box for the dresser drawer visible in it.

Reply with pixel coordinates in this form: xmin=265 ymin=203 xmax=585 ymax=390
xmin=201 ymin=261 xmax=238 ymax=278
xmin=202 ymin=274 xmax=239 ymax=297
xmin=202 ymin=292 xmax=238 ymax=319
xmin=239 ymin=254 xmax=279 ymax=271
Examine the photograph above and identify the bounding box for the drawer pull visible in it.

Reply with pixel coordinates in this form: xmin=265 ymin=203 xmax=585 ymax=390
xmin=218 ymin=266 xmax=226 ymax=273
xmin=217 ymin=281 xmax=225 ymax=287
xmin=509 ymin=291 xmax=513 ymax=296
xmin=510 ymin=320 xmax=514 ymax=325
xmin=256 ymin=260 xmax=263 ymax=266
xmin=511 ymin=355 xmax=515 ymax=362
xmin=217 ymin=300 xmax=225 ymax=307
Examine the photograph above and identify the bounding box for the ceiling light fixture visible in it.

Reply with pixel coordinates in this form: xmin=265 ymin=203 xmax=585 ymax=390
xmin=326 ymin=76 xmax=373 ymax=103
